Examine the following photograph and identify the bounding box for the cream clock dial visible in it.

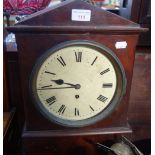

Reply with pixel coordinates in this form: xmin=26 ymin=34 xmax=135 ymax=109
xmin=30 ymin=40 xmax=126 ymax=127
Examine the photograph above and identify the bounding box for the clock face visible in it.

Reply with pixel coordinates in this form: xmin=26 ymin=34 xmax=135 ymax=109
xmin=30 ymin=41 xmax=126 ymax=127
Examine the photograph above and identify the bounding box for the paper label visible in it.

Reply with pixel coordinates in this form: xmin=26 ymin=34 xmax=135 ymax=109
xmin=71 ymin=9 xmax=91 ymax=21
xmin=115 ymin=41 xmax=127 ymax=49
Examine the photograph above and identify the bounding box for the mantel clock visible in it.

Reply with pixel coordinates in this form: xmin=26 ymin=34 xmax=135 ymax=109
xmin=7 ymin=0 xmax=146 ymax=154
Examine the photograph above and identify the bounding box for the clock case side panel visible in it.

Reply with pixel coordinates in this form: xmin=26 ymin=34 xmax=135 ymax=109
xmin=15 ymin=33 xmax=138 ymax=131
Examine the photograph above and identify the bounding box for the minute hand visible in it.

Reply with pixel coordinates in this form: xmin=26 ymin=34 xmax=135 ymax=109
xmin=37 ymin=86 xmax=76 ymax=90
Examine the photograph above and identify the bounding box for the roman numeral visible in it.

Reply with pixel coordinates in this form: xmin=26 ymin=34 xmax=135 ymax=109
xmin=89 ymin=105 xmax=94 ymax=111
xmin=100 ymin=68 xmax=110 ymax=75
xmin=57 ymin=56 xmax=66 ymax=67
xmin=75 ymin=52 xmax=82 ymax=62
xmin=103 ymin=83 xmax=113 ymax=88
xmin=46 ymin=96 xmax=56 ymax=105
xmin=75 ymin=108 xmax=79 ymax=116
xmin=58 ymin=105 xmax=66 ymax=114
xmin=97 ymin=95 xmax=108 ymax=103
xmin=45 ymin=71 xmax=56 ymax=75
xmin=91 ymin=56 xmax=98 ymax=66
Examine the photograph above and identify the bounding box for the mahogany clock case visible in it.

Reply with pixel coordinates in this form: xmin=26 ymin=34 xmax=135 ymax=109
xmin=7 ymin=0 xmax=147 ymax=131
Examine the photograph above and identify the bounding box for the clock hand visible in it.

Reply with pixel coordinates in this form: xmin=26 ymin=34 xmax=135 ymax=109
xmin=51 ymin=79 xmax=79 ymax=87
xmin=51 ymin=79 xmax=64 ymax=85
xmin=37 ymin=86 xmax=77 ymax=90
xmin=38 ymin=84 xmax=81 ymax=90
xmin=41 ymin=85 xmax=52 ymax=88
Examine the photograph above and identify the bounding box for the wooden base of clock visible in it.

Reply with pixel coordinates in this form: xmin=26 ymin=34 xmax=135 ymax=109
xmin=22 ymin=124 xmax=132 ymax=155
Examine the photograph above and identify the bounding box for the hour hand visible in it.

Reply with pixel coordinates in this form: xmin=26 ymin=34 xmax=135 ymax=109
xmin=51 ymin=79 xmax=76 ymax=87
xmin=51 ymin=79 xmax=81 ymax=89
xmin=51 ymin=79 xmax=64 ymax=85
